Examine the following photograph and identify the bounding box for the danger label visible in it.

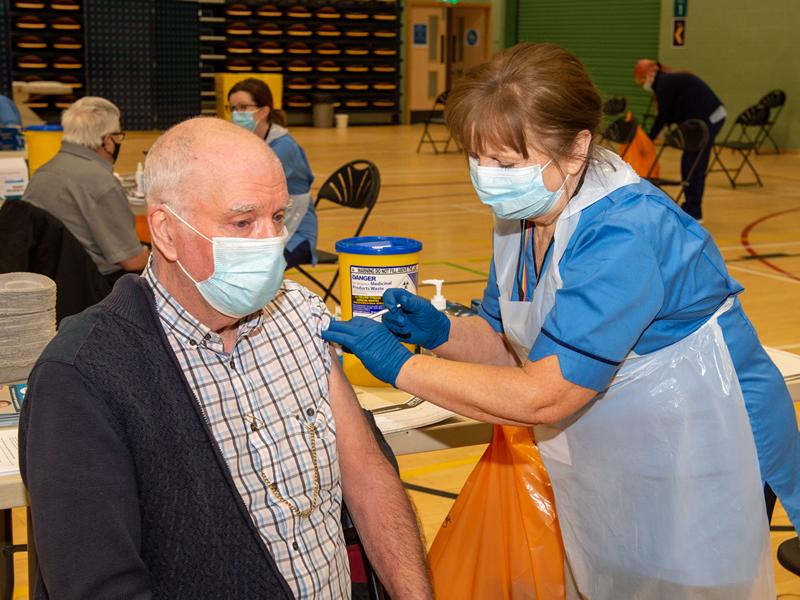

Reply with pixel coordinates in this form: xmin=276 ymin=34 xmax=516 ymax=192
xmin=349 ymin=263 xmax=418 ymax=318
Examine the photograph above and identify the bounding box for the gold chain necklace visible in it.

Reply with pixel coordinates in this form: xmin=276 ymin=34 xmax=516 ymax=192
xmin=261 ymin=422 xmax=320 ymax=518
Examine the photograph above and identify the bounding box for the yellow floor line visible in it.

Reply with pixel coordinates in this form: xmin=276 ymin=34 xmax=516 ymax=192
xmin=399 ymin=452 xmax=484 ymax=480
xmin=288 ymin=259 xmax=491 ymax=277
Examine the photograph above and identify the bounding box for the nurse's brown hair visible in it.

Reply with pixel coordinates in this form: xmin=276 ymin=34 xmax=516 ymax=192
xmin=445 ymin=43 xmax=602 ymax=164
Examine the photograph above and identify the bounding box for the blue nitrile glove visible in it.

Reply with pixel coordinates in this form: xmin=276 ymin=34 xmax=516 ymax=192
xmin=381 ymin=288 xmax=451 ymax=349
xmin=322 ymin=317 xmax=414 ymax=386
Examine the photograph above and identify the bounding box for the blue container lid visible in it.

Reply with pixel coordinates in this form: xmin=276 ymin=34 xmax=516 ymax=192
xmin=25 ymin=124 xmax=63 ymax=131
xmin=335 ymin=236 xmax=422 ymax=255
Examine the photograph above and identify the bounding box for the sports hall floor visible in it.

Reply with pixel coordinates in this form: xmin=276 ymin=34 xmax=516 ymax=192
xmin=9 ymin=124 xmax=800 ymax=597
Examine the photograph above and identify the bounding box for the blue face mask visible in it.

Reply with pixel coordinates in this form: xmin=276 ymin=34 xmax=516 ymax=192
xmin=469 ymin=156 xmax=568 ymax=220
xmin=231 ymin=110 xmax=257 ymax=132
xmin=166 ymin=206 xmax=287 ymax=318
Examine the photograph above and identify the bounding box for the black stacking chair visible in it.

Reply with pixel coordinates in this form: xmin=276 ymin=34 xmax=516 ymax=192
xmin=416 ymin=91 xmax=456 ymax=154
xmin=344 ymin=410 xmax=395 ymax=600
xmin=778 ymin=538 xmax=800 ymax=577
xmin=640 ymin=95 xmax=657 ymax=133
xmin=0 ymin=200 xmax=111 ymax=323
xmin=646 ymin=118 xmax=709 ymax=203
xmin=602 ymin=96 xmax=627 ymax=117
xmin=601 ymin=116 xmax=639 ymax=159
xmin=343 ymin=504 xmax=388 ymax=599
xmin=293 ymin=160 xmax=380 ymax=304
xmin=708 ymin=104 xmax=769 ymax=188
xmin=755 ymin=89 xmax=787 ymax=154
xmin=765 ymin=484 xmax=800 ymax=577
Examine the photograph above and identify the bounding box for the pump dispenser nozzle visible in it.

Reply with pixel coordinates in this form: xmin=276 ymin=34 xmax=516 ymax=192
xmin=135 ymin=162 xmax=144 ymax=197
xmin=422 ymin=279 xmax=446 ymax=311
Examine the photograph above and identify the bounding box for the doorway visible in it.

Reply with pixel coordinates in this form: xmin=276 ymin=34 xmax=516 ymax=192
xmin=406 ymin=2 xmax=491 ymax=123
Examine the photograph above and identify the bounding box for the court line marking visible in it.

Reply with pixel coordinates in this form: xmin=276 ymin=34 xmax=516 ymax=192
xmin=727 ymin=264 xmax=800 ymax=285
xmin=775 ymin=343 xmax=800 ymax=351
xmin=718 ymin=240 xmax=800 ymax=252
xmin=442 ymin=262 xmax=489 ymax=278
xmin=402 ymin=483 xmax=458 ymax=500
xmin=740 ymin=207 xmax=800 ymax=282
xmin=399 ymin=452 xmax=484 ymax=479
xmin=381 ymin=181 xmax=470 ymax=188
xmin=287 ymin=260 xmax=490 ymax=277
xmin=316 ymin=201 xmax=486 ymax=218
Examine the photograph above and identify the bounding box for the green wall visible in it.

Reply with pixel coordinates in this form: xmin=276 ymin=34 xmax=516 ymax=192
xmin=658 ymin=0 xmax=799 ymax=148
xmin=490 ymin=0 xmax=506 ymax=53
xmin=516 ymin=0 xmax=660 ymax=125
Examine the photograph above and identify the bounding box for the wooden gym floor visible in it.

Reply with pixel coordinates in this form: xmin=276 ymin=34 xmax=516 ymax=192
xmin=9 ymin=124 xmax=800 ymax=597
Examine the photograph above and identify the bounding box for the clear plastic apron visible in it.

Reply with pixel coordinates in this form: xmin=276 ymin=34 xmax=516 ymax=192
xmin=285 ymin=192 xmax=311 ymax=238
xmin=495 ymin=151 xmax=773 ymax=599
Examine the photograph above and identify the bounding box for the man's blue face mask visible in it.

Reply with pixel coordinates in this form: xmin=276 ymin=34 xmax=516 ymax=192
xmin=165 ymin=205 xmax=287 ymax=318
xmin=469 ymin=156 xmax=568 ymax=221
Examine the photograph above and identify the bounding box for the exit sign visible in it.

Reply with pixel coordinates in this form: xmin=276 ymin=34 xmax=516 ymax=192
xmin=674 ymin=0 xmax=688 ymax=17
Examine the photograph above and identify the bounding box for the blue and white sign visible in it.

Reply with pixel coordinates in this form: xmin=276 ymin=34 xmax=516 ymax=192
xmin=413 ymin=23 xmax=428 ymax=47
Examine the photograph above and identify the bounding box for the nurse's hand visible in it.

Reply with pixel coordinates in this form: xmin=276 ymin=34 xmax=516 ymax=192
xmin=322 ymin=317 xmax=414 ymax=386
xmin=382 ymin=289 xmax=451 ymax=350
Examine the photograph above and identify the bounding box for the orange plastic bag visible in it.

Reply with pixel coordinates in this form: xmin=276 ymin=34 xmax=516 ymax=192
xmin=620 ymin=112 xmax=660 ymax=179
xmin=428 ymin=425 xmax=565 ymax=599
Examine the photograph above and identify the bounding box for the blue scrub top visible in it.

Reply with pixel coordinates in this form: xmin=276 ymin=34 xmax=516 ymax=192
xmin=479 ymin=179 xmax=800 ymax=531
xmin=0 ymin=95 xmax=21 ymax=127
xmin=479 ymin=180 xmax=742 ymax=391
xmin=268 ymin=134 xmax=317 ymax=257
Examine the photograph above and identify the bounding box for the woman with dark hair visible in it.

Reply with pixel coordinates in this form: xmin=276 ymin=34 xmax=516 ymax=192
xmin=228 ymin=78 xmax=317 ymax=268
xmin=324 ymin=43 xmax=797 ymax=598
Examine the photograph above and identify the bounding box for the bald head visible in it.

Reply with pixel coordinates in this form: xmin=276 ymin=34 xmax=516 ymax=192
xmin=143 ymin=116 xmax=285 ymax=215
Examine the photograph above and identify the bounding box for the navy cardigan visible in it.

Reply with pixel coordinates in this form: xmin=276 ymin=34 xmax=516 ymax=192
xmin=19 ymin=275 xmax=294 ymax=599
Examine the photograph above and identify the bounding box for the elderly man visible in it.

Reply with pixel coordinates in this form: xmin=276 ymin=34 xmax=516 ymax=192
xmin=23 ymin=96 xmax=149 ymax=285
xmin=19 ymin=117 xmax=432 ymax=599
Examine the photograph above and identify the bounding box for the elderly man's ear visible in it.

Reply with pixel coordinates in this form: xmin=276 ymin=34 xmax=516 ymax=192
xmin=147 ymin=205 xmax=179 ymax=262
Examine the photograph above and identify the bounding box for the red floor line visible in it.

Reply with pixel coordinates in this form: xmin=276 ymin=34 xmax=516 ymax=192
xmin=740 ymin=208 xmax=800 ymax=282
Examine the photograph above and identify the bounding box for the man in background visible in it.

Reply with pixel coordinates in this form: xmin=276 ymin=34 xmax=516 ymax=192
xmin=23 ymin=96 xmax=148 ymax=285
xmin=634 ymin=59 xmax=726 ymax=222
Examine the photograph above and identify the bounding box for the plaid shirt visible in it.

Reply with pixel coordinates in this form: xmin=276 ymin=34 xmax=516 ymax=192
xmin=143 ymin=265 xmax=350 ymax=598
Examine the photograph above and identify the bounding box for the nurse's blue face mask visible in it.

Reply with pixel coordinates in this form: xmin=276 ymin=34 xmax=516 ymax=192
xmin=164 ymin=205 xmax=287 ymax=318
xmin=231 ymin=110 xmax=258 ymax=132
xmin=469 ymin=155 xmax=568 ymax=221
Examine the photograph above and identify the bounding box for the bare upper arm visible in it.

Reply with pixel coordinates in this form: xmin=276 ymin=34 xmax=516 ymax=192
xmin=327 ymin=349 xmax=387 ymax=476
xmin=521 ymin=355 xmax=597 ymax=424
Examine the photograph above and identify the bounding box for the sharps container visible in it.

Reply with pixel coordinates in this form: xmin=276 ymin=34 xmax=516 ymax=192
xmin=335 ymin=236 xmax=422 ymax=387
xmin=24 ymin=124 xmax=63 ymax=175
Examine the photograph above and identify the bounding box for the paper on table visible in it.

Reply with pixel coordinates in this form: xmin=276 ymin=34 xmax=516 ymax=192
xmin=355 ymin=388 xmax=455 ymax=435
xmin=0 ymin=427 xmax=19 ymax=476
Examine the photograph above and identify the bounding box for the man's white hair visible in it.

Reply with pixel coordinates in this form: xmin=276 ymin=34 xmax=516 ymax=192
xmin=142 ymin=119 xmax=202 ymax=216
xmin=144 ymin=116 xmax=278 ymax=216
xmin=61 ymin=96 xmax=121 ymax=150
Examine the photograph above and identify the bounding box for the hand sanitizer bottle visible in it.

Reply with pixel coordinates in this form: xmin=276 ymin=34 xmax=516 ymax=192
xmin=422 ymin=279 xmax=447 ymax=311
xmin=135 ymin=162 xmax=144 ymax=197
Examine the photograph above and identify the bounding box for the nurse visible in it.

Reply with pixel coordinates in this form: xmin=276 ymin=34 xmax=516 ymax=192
xmin=227 ymin=78 xmax=317 ymax=268
xmin=323 ymin=43 xmax=799 ymax=598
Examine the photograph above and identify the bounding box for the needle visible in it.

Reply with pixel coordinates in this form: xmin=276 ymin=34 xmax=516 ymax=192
xmin=368 ymin=304 xmax=402 ymax=321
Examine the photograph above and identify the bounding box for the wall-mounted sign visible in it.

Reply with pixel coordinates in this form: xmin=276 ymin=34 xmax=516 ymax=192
xmin=465 ymin=28 xmax=479 ymax=47
xmin=674 ymin=0 xmax=688 ymax=18
xmin=413 ymin=23 xmax=428 ymax=47
xmin=672 ymin=19 xmax=686 ymax=47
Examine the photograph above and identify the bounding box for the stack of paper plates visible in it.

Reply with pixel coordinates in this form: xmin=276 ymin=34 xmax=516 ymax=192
xmin=0 ymin=273 xmax=56 ymax=384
